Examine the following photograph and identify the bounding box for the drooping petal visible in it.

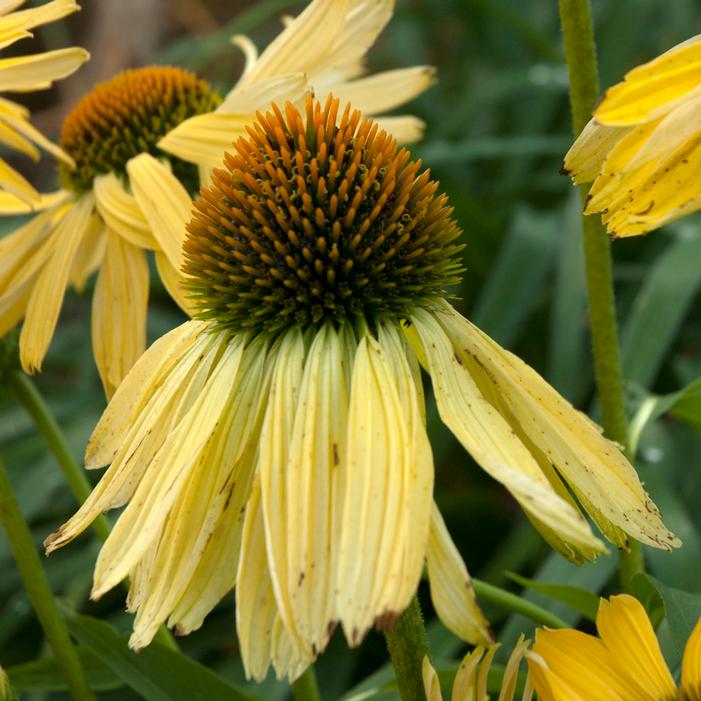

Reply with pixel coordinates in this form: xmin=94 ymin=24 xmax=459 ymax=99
xmin=154 ymin=250 xmax=193 ymax=315
xmin=68 ymin=215 xmax=104 ymax=292
xmin=422 ymin=656 xmax=443 ymax=701
xmin=0 ymin=46 xmax=89 ymax=91
xmin=562 ymin=118 xmax=630 ymax=184
xmin=596 ymin=595 xmax=677 ymax=701
xmin=126 ymin=153 xmax=191 ymax=270
xmin=372 ymin=115 xmax=426 ymax=144
xmin=0 ymin=188 xmax=66 ymax=214
xmin=91 ymin=230 xmax=149 ymax=398
xmin=93 ymin=172 xmax=157 ymax=250
xmin=336 ymin=332 xmax=420 ymax=645
xmin=435 ymin=303 xmax=679 ymax=551
xmin=91 ymin=335 xmax=245 ymax=598
xmin=19 ymin=193 xmax=94 ymax=373
xmin=408 ymin=307 xmax=604 ymax=555
xmin=426 ymin=503 xmax=492 ymax=645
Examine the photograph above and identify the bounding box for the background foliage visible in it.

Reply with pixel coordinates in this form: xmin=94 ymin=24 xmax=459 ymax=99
xmin=1 ymin=0 xmax=701 ymax=699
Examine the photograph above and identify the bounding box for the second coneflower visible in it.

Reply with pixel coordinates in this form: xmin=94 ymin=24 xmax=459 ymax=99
xmin=46 ymin=95 xmax=678 ymax=681
xmin=0 ymin=66 xmax=224 ymax=396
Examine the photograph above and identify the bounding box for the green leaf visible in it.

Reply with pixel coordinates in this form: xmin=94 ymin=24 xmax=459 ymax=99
xmin=472 ymin=206 xmax=558 ymax=346
xmin=621 ymin=232 xmax=701 ymax=388
xmin=66 ymin=613 xmax=260 ymax=701
xmin=505 ymin=572 xmax=599 ymax=621
xmin=629 ymin=377 xmax=701 ymax=455
xmin=646 ymin=576 xmax=701 ymax=670
xmin=7 ymin=646 xmax=121 ymax=692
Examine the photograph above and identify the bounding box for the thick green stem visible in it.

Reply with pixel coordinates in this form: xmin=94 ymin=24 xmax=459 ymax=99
xmin=0 ymin=458 xmax=96 ymax=701
xmin=384 ymin=597 xmax=429 ymax=701
xmin=557 ymin=0 xmax=643 ymax=591
xmin=8 ymin=371 xmax=111 ymax=543
xmin=292 ymin=666 xmax=321 ymax=701
xmin=472 ymin=579 xmax=568 ymax=629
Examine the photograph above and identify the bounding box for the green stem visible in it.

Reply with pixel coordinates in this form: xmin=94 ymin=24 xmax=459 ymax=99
xmin=8 ymin=371 xmax=179 ymax=650
xmin=0 ymin=458 xmax=96 ymax=701
xmin=384 ymin=597 xmax=429 ymax=701
xmin=557 ymin=0 xmax=643 ymax=591
xmin=8 ymin=371 xmax=111 ymax=543
xmin=472 ymin=579 xmax=568 ymax=629
xmin=292 ymin=666 xmax=321 ymax=701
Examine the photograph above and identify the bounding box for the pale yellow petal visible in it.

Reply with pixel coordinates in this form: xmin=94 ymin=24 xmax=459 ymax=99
xmin=426 ymin=503 xmax=492 ymax=645
xmin=681 ymin=616 xmax=701 ymax=699
xmin=0 ymin=109 xmax=72 ymax=164
xmin=596 ymin=595 xmax=676 ymax=700
xmin=91 ymin=230 xmax=149 ymax=398
xmin=0 ymin=0 xmax=78 ymax=34
xmin=68 ymin=213 xmax=103 ymax=292
xmin=409 ymin=307 xmax=602 ymax=553
xmin=595 ymin=36 xmax=701 ymax=126
xmin=435 ymin=303 xmax=679 ymax=551
xmin=93 ymin=172 xmax=157 ymax=250
xmin=281 ymin=324 xmax=349 ymax=654
xmin=126 ymin=153 xmax=191 ymax=269
xmin=0 ymin=156 xmax=36 ymax=202
xmin=372 ymin=115 xmax=426 ymax=144
xmin=0 ymin=188 xmax=66 ymax=214
xmin=0 ymin=117 xmax=39 ymax=158
xmin=19 ymin=193 xmax=93 ymax=373
xmin=91 ymin=335 xmax=244 ymax=597
xmin=323 ymin=67 xmax=435 ymax=116
xmin=422 ymin=656 xmax=443 ymax=701
xmin=336 ymin=333 xmax=416 ymax=645
xmin=0 ymin=47 xmax=89 ymax=91
xmin=154 ymin=250 xmax=193 ymax=316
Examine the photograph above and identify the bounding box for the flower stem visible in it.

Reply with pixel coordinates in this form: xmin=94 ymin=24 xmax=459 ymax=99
xmin=472 ymin=579 xmax=568 ymax=629
xmin=384 ymin=596 xmax=429 ymax=701
xmin=8 ymin=371 xmax=112 ymax=543
xmin=557 ymin=0 xmax=643 ymax=591
xmin=0 ymin=458 xmax=96 ymax=701
xmin=292 ymin=666 xmax=321 ymax=701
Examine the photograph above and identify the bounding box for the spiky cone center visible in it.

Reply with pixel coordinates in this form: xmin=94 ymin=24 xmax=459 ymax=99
xmin=59 ymin=66 xmax=221 ymax=193
xmin=184 ymin=95 xmax=465 ymax=335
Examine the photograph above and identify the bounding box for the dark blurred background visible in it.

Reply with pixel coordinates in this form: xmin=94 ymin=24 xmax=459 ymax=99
xmin=2 ymin=1 xmax=701 ymax=699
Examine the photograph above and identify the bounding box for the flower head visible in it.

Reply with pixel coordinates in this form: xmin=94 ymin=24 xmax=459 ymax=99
xmin=0 ymin=0 xmax=88 ymax=203
xmin=423 ymin=637 xmax=533 ymax=701
xmin=0 ymin=66 xmax=221 ymax=396
xmin=564 ymin=35 xmax=701 ymax=236
xmin=158 ymin=0 xmax=435 ymax=169
xmin=46 ymin=96 xmax=677 ymax=681
xmin=528 ymin=594 xmax=701 ymax=701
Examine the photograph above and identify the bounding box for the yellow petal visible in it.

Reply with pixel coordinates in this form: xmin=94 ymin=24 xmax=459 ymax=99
xmin=451 ymin=647 xmax=485 ymax=701
xmin=19 ymin=193 xmax=93 ymax=373
xmin=682 ymin=616 xmax=701 ymax=699
xmin=595 ymin=36 xmax=701 ymax=126
xmin=426 ymin=503 xmax=493 ymax=645
xmin=422 ymin=656 xmax=443 ymax=701
xmin=93 ymin=172 xmax=157 ymax=250
xmin=323 ymin=66 xmax=435 ymax=116
xmin=233 ymin=0 xmax=351 ymax=93
xmin=0 ymin=188 xmax=66 ymax=214
xmin=0 ymin=47 xmax=89 ymax=91
xmin=563 ymin=118 xmax=630 ymax=184
xmin=596 ymin=594 xmax=677 ymax=700
xmin=436 ymin=303 xmax=679 ymax=551
xmin=336 ymin=332 xmax=418 ymax=645
xmin=0 ymin=0 xmax=78 ymax=38
xmin=91 ymin=230 xmax=149 ymax=398
xmin=0 ymin=156 xmax=37 ymax=201
xmin=409 ymin=307 xmax=601 ymax=553
xmin=0 ymin=108 xmax=72 ymax=164
xmin=154 ymin=250 xmax=193 ymax=316
xmin=126 ymin=153 xmax=191 ymax=269
xmin=91 ymin=335 xmax=244 ymax=598
xmin=372 ymin=115 xmax=426 ymax=144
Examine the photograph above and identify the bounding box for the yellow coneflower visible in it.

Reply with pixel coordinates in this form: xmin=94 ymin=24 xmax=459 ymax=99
xmin=46 ymin=96 xmax=677 ymax=681
xmin=563 ymin=35 xmax=701 ymax=237
xmin=423 ymin=637 xmax=533 ymax=701
xmin=0 ymin=0 xmax=87 ymax=203
xmin=0 ymin=66 xmax=225 ymax=396
xmin=528 ymin=594 xmax=701 ymax=701
xmin=157 ymin=0 xmax=435 ymax=170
